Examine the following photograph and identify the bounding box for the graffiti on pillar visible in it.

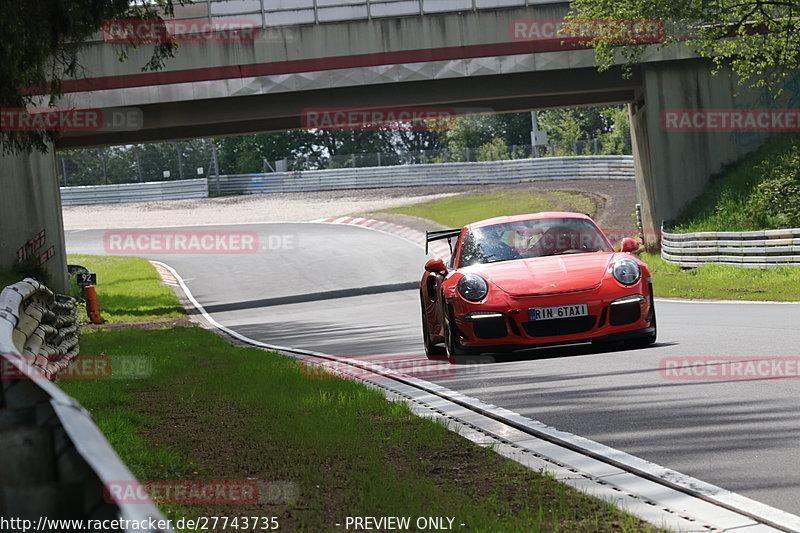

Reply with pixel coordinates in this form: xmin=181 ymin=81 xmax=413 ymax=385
xmin=16 ymin=230 xmax=54 ymax=265
xmin=729 ymin=72 xmax=800 ymax=148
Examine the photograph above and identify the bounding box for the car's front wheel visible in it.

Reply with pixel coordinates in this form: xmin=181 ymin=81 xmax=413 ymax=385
xmin=444 ymin=306 xmax=468 ymax=364
xmin=421 ymin=297 xmax=446 ymax=359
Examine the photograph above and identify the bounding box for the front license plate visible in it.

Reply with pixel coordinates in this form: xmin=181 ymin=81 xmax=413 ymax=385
xmin=529 ymin=303 xmax=588 ymax=321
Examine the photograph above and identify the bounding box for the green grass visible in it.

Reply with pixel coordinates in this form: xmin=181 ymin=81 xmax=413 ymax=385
xmin=57 ymin=255 xmax=661 ymax=531
xmin=67 ymin=254 xmax=184 ymax=323
xmin=0 ymin=268 xmax=22 ymax=289
xmin=672 ymin=134 xmax=800 ymax=232
xmin=62 ymin=327 xmax=662 ymax=532
xmin=643 ymin=253 xmax=800 ymax=301
xmin=383 ymin=190 xmax=596 ymax=228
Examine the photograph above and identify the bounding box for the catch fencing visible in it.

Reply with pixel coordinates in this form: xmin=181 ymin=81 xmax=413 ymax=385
xmin=0 ymin=278 xmax=167 ymax=529
xmin=661 ymin=228 xmax=800 ymax=268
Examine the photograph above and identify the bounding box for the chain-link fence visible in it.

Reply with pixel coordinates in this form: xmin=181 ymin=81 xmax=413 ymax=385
xmin=57 ymin=139 xmax=218 ymax=187
xmin=57 ymin=137 xmax=631 ymax=187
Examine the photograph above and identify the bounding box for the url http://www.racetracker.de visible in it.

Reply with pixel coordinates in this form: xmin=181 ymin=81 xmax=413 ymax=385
xmin=1 ymin=516 xmax=280 ymax=532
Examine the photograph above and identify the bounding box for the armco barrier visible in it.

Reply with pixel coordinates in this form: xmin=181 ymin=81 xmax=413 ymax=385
xmin=59 ymin=157 xmax=634 ymax=204
xmin=0 ymin=279 xmax=168 ymax=530
xmin=661 ymin=228 xmax=800 ymax=267
xmin=60 ymin=178 xmax=208 ymax=206
xmin=215 ymin=156 xmax=635 ymax=195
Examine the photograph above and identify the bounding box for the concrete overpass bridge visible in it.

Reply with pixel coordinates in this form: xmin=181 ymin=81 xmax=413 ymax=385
xmin=2 ymin=0 xmax=796 ymax=289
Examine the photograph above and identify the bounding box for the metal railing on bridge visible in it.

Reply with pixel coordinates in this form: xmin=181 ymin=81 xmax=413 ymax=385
xmin=84 ymin=0 xmax=560 ymax=38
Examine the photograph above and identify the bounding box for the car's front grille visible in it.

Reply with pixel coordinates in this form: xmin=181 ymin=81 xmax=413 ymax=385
xmin=523 ymin=316 xmax=597 ymax=337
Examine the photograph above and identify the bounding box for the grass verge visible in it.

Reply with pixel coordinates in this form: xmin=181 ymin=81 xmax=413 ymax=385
xmin=64 ymin=327 xmax=661 ymax=532
xmin=67 ymin=254 xmax=184 ymax=323
xmin=642 ymin=253 xmax=800 ymax=301
xmin=59 ymin=256 xmax=663 ymax=532
xmin=382 ymin=190 xmax=596 ymax=228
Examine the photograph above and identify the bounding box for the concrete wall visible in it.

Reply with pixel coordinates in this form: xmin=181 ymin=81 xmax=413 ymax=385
xmin=633 ymin=58 xmax=799 ymax=236
xmin=0 ymin=147 xmax=68 ymax=293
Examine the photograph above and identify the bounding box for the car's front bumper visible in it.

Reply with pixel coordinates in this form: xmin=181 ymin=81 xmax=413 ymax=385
xmin=450 ymin=283 xmax=654 ymax=351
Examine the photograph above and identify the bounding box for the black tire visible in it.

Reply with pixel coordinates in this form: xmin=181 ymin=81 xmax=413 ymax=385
xmin=421 ymin=296 xmax=446 ymax=358
xmin=444 ymin=306 xmax=468 ymax=364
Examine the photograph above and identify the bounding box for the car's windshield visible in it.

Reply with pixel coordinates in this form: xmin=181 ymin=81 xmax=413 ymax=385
xmin=458 ymin=218 xmax=613 ymax=267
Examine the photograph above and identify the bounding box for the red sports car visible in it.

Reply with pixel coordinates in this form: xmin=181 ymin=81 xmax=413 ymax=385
xmin=420 ymin=212 xmax=656 ymax=362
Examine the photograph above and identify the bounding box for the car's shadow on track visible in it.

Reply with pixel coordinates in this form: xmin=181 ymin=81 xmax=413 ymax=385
xmin=430 ymin=340 xmax=679 ymax=365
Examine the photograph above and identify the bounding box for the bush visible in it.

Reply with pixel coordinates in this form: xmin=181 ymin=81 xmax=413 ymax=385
xmin=476 ymin=138 xmax=510 ymax=161
xmin=745 ymin=145 xmax=800 ymax=227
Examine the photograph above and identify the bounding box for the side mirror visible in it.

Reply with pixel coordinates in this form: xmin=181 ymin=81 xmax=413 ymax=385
xmin=424 ymin=257 xmax=447 ymax=273
xmin=620 ymin=237 xmax=640 ymax=253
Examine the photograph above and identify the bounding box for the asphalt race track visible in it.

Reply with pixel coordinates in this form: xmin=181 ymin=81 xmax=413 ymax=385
xmin=66 ymin=222 xmax=800 ymax=516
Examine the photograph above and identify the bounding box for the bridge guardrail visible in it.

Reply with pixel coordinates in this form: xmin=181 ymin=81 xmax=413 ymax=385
xmin=661 ymin=228 xmax=800 ymax=268
xmin=0 ymin=279 xmax=168 ymax=531
xmin=86 ymin=0 xmax=555 ymax=38
xmin=60 ymin=178 xmax=208 ymax=206
xmin=215 ymin=155 xmax=635 ymax=195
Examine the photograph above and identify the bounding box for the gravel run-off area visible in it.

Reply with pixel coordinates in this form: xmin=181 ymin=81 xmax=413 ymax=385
xmin=62 ymin=180 xmax=637 ymax=232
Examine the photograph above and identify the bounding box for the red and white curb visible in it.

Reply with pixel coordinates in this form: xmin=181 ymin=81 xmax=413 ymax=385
xmin=150 ymin=261 xmax=180 ymax=287
xmin=313 ymin=216 xmax=452 ymax=260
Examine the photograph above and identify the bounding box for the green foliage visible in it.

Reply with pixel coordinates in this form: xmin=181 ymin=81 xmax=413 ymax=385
xmin=568 ymin=0 xmax=800 ymax=92
xmin=1 ymin=1 xmax=179 ymax=155
xmin=476 ymin=138 xmax=510 ymax=161
xmin=673 ymin=134 xmax=800 ymax=231
xmin=746 ymin=147 xmax=800 ymax=227
xmin=599 ymin=106 xmax=632 ymax=155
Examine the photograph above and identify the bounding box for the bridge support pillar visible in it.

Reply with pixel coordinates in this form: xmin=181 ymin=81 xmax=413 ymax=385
xmin=629 ymin=58 xmax=797 ymax=242
xmin=0 ymin=146 xmax=68 ymax=293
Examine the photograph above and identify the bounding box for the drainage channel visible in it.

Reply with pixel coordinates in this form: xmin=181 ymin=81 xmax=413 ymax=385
xmin=154 ymin=260 xmax=799 ymax=533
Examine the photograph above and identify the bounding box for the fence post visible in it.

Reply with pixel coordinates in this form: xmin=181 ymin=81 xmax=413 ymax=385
xmin=100 ymin=148 xmax=108 ymax=185
xmin=60 ymin=155 xmax=68 ymax=186
xmin=211 ymin=143 xmax=221 ymax=195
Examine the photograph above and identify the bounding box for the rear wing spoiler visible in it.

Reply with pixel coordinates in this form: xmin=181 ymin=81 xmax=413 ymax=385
xmin=425 ymin=228 xmax=461 ymax=255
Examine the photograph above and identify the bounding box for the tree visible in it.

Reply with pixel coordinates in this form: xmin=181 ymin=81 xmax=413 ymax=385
xmin=1 ymin=0 xmax=178 ymax=155
xmin=567 ymin=0 xmax=800 ymax=91
xmin=214 ymin=131 xmax=317 ymax=173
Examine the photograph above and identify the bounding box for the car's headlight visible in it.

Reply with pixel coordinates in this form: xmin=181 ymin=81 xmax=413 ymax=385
xmin=458 ymin=274 xmax=488 ymax=301
xmin=613 ymin=258 xmax=641 ymax=285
